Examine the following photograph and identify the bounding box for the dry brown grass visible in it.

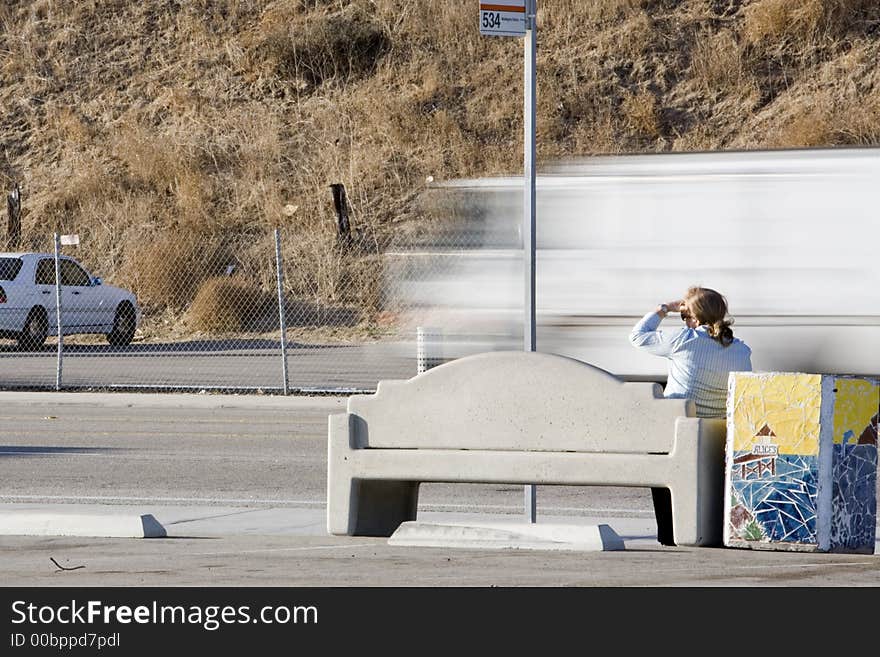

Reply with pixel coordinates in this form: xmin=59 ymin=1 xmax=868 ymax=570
xmin=45 ymin=106 xmax=94 ymax=145
xmin=743 ymin=0 xmax=825 ymax=47
xmin=572 ymin=113 xmax=622 ymax=155
xmin=622 ymin=90 xmax=660 ymax=140
xmin=747 ymin=40 xmax=880 ymax=148
xmin=613 ymin=11 xmax=656 ymax=60
xmin=777 ymin=112 xmax=833 ymax=148
xmin=248 ymin=0 xmax=390 ymax=90
xmin=764 ymin=90 xmax=880 ymax=148
xmin=550 ymin=0 xmax=642 ymax=25
xmin=743 ymin=0 xmax=879 ymax=47
xmin=691 ymin=29 xmax=753 ymax=97
xmin=671 ymin=122 xmax=721 ymax=152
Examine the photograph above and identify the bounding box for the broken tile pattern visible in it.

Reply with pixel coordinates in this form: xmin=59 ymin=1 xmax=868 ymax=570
xmin=728 ymin=454 xmax=819 ymax=546
xmin=829 ymin=379 xmax=878 ymax=552
xmin=726 ymin=372 xmax=878 ymax=552
xmin=830 ymin=444 xmax=877 ymax=551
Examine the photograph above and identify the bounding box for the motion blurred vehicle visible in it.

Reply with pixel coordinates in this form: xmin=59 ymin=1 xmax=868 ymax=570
xmin=387 ymin=147 xmax=880 ymax=382
xmin=0 ymin=253 xmax=139 ymax=349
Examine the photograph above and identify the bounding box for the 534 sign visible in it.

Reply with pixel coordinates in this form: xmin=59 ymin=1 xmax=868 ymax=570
xmin=479 ymin=1 xmax=527 ymax=37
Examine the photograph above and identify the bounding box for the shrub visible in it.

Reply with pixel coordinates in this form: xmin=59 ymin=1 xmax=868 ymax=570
xmin=257 ymin=1 xmax=390 ymax=88
xmin=622 ymin=90 xmax=660 ymax=140
xmin=743 ymin=0 xmax=879 ymax=47
xmin=691 ymin=30 xmax=748 ymax=95
xmin=186 ymin=276 xmax=276 ymax=333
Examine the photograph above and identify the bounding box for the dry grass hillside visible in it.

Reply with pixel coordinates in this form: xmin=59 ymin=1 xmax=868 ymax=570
xmin=2 ymin=0 xmax=879 ymax=340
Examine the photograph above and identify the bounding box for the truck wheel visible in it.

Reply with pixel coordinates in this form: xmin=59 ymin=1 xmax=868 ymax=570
xmin=107 ymin=304 xmax=136 ymax=346
xmin=18 ymin=308 xmax=48 ymax=350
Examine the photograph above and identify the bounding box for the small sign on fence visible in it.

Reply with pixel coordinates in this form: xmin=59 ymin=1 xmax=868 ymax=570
xmin=60 ymin=234 xmax=80 ymax=246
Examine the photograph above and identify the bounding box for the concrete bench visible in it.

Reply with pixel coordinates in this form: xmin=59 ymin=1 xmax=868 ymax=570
xmin=327 ymin=351 xmax=727 ymax=546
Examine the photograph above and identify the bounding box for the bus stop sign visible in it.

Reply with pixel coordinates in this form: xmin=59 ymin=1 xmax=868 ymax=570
xmin=479 ymin=1 xmax=527 ymax=37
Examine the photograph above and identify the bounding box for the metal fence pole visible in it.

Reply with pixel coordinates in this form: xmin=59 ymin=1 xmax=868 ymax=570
xmin=274 ymin=228 xmax=289 ymax=395
xmin=53 ymin=233 xmax=63 ymax=391
xmin=416 ymin=326 xmax=442 ymax=374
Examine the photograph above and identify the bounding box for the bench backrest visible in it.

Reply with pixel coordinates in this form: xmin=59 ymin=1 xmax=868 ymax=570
xmin=347 ymin=351 xmax=694 ymax=453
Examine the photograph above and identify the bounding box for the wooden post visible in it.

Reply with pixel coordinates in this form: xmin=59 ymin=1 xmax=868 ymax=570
xmin=329 ymin=183 xmax=351 ymax=246
xmin=6 ymin=183 xmax=21 ymax=250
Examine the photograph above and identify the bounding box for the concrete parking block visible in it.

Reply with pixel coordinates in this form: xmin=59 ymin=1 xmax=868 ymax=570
xmin=0 ymin=510 xmax=166 ymax=538
xmin=387 ymin=521 xmax=625 ymax=551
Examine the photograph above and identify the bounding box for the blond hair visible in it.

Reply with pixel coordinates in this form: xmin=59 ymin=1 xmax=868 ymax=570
xmin=684 ymin=286 xmax=735 ymax=346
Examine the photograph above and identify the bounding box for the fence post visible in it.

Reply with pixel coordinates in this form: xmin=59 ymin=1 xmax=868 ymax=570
xmin=274 ymin=228 xmax=289 ymax=395
xmin=53 ymin=233 xmax=63 ymax=391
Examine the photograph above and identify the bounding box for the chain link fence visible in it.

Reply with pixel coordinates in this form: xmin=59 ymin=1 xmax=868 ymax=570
xmin=0 ymin=182 xmax=500 ymax=394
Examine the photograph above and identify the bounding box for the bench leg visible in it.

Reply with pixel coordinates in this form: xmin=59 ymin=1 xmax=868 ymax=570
xmin=651 ymin=487 xmax=676 ymax=546
xmin=351 ymin=480 xmax=420 ymax=536
xmin=327 ymin=412 xmax=421 ymax=536
xmin=670 ymin=417 xmax=726 ymax=547
xmin=670 ymin=484 xmax=701 ymax=547
xmin=329 ymin=475 xmax=419 ymax=536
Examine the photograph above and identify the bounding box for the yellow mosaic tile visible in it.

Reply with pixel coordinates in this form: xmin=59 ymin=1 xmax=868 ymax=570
xmin=832 ymin=378 xmax=880 ymax=445
xmin=731 ymin=373 xmax=821 ymax=456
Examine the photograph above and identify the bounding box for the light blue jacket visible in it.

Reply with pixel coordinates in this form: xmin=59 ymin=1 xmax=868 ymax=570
xmin=630 ymin=311 xmax=753 ymax=418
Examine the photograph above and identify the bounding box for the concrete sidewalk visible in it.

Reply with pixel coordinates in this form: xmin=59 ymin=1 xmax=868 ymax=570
xmin=0 ymin=502 xmax=660 ymax=547
xmin=1 ymin=502 xmax=878 ymax=588
xmin=1 ymin=502 xmax=876 ymax=550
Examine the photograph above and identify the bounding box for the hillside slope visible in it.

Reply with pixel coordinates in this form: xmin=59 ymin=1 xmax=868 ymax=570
xmin=1 ymin=0 xmax=879 ymax=336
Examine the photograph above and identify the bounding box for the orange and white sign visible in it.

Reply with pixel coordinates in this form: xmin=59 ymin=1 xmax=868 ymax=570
xmin=479 ymin=1 xmax=527 ymax=37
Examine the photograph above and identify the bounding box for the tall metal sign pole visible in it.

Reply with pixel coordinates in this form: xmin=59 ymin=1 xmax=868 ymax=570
xmin=53 ymin=233 xmax=63 ymax=391
xmin=480 ymin=0 xmax=538 ymax=523
xmin=523 ymin=0 xmax=537 ymax=524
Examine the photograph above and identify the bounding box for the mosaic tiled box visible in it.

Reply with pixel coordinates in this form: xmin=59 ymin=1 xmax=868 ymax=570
xmin=724 ymin=372 xmax=878 ymax=553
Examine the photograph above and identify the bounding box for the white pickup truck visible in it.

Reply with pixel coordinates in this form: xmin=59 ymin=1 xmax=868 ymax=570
xmin=0 ymin=252 xmax=140 ymax=349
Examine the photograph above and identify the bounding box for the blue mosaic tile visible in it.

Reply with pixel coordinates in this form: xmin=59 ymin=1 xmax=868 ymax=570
xmin=830 ymin=444 xmax=878 ymax=551
xmin=729 ymin=454 xmax=819 ymax=545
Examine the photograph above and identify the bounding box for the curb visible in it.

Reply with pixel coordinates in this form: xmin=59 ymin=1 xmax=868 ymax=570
xmin=0 ymin=511 xmax=167 ymax=538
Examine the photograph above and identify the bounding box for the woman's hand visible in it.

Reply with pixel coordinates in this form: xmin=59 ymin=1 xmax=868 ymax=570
xmin=656 ymin=299 xmax=685 ymax=317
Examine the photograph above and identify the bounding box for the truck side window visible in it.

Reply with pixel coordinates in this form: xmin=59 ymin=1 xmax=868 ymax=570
xmin=35 ymin=259 xmax=56 ymax=285
xmin=60 ymin=260 xmax=91 ymax=287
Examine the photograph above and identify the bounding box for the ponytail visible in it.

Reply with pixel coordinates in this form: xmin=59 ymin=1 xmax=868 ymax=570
xmin=708 ymin=319 xmax=734 ymax=347
xmin=684 ymin=286 xmax=736 ymax=347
